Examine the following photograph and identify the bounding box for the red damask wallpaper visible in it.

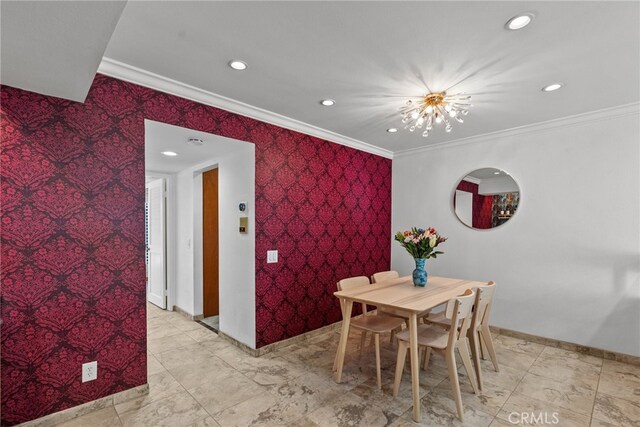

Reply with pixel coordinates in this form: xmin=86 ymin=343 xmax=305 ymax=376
xmin=1 ymin=74 xmax=391 ymax=424
xmin=456 ymin=180 xmax=492 ymax=229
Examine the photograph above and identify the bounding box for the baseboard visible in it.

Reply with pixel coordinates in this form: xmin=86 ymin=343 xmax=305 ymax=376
xmin=172 ymin=305 xmax=203 ymax=321
xmin=219 ymin=313 xmax=367 ymax=358
xmin=18 ymin=384 xmax=149 ymax=427
xmin=491 ymin=326 xmax=640 ymax=366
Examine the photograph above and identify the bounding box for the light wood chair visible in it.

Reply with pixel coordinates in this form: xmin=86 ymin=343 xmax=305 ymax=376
xmin=424 ymin=281 xmax=499 ymax=390
xmin=334 ymin=276 xmax=406 ymax=389
xmin=370 ymin=270 xmax=407 ymax=343
xmin=393 ymin=289 xmax=478 ymax=421
xmin=371 ymin=270 xmax=400 ymax=283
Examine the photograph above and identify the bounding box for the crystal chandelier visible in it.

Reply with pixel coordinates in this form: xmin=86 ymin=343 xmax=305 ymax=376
xmin=399 ymin=92 xmax=471 ymax=138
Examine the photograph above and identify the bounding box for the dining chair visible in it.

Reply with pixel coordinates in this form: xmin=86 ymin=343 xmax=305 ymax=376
xmin=424 ymin=281 xmax=499 ymax=390
xmin=334 ymin=276 xmax=406 ymax=389
xmin=370 ymin=270 xmax=407 ymax=343
xmin=371 ymin=270 xmax=400 ymax=283
xmin=393 ymin=289 xmax=478 ymax=421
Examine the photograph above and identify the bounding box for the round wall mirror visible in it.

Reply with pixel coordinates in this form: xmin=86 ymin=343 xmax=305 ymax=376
xmin=453 ymin=168 xmax=520 ymax=229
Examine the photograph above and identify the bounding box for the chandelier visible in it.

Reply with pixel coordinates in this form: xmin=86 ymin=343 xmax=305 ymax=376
xmin=399 ymin=92 xmax=471 ymax=138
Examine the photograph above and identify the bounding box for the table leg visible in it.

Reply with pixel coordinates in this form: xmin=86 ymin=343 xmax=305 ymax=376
xmin=409 ymin=312 xmax=421 ymax=421
xmin=335 ymin=299 xmax=353 ymax=383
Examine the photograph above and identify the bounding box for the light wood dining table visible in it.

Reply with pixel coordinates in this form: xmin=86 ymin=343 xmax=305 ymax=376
xmin=333 ymin=275 xmax=487 ymax=422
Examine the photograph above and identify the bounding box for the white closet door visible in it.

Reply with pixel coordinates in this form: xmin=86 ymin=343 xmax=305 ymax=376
xmin=455 ymin=190 xmax=473 ymax=228
xmin=146 ymin=178 xmax=166 ymax=309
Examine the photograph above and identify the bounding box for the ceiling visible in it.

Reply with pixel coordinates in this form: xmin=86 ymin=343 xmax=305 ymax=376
xmin=145 ymin=120 xmax=253 ymax=174
xmin=0 ymin=1 xmax=126 ymax=102
xmin=105 ymin=1 xmax=640 ymax=152
xmin=2 ymin=2 xmax=639 ymax=153
xmin=467 ymin=168 xmax=506 ymax=180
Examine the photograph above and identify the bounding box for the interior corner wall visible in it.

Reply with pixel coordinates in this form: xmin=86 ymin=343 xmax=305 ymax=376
xmin=392 ymin=111 xmax=640 ymax=357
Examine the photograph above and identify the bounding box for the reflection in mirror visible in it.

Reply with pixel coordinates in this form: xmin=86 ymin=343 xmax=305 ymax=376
xmin=453 ymin=168 xmax=520 ymax=229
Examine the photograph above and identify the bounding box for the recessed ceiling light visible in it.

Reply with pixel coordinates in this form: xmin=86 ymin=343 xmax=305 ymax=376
xmin=161 ymin=151 xmax=178 ymax=157
xmin=505 ymin=13 xmax=534 ymax=30
xmin=542 ymin=83 xmax=564 ymax=92
xmin=387 ymin=128 xmax=398 ymax=133
xmin=228 ymin=60 xmax=247 ymax=71
xmin=320 ymin=99 xmax=336 ymax=106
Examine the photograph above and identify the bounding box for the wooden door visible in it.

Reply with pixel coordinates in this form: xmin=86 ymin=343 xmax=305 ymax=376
xmin=203 ymin=168 xmax=219 ymax=317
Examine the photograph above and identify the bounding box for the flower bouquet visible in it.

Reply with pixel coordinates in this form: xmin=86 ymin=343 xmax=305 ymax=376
xmin=394 ymin=227 xmax=447 ymax=286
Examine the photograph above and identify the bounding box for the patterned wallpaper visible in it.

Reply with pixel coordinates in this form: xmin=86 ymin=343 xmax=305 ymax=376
xmin=255 ymin=137 xmax=392 ymax=346
xmin=1 ymin=74 xmax=391 ymax=424
xmin=456 ymin=180 xmax=492 ymax=229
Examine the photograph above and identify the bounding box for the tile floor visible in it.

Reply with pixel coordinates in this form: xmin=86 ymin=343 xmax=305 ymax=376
xmin=58 ymin=304 xmax=640 ymax=427
xmin=200 ymin=315 xmax=220 ymax=331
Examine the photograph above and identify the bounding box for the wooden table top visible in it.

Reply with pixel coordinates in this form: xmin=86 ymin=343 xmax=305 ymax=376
xmin=334 ymin=276 xmax=487 ymax=313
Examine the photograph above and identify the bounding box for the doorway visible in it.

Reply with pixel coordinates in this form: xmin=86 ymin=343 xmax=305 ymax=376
xmin=202 ymin=168 xmax=219 ymax=325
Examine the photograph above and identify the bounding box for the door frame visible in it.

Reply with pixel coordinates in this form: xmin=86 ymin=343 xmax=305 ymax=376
xmin=145 ymin=171 xmax=176 ymax=311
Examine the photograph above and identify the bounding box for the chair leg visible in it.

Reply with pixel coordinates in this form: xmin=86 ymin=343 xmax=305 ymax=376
xmin=423 ymin=347 xmax=432 ymax=371
xmin=393 ymin=341 xmax=408 ymax=398
xmin=360 ymin=331 xmax=367 ymax=357
xmin=374 ymin=333 xmax=382 ymax=389
xmin=480 ymin=326 xmax=499 ymax=372
xmin=479 ymin=330 xmax=488 ymax=360
xmin=446 ymin=350 xmax=464 ymax=422
xmin=469 ymin=329 xmax=483 ymax=390
xmin=458 ymin=339 xmax=479 ymax=394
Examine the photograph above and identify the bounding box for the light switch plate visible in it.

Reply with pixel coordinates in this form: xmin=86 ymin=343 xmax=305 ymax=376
xmin=267 ymin=250 xmax=278 ymax=263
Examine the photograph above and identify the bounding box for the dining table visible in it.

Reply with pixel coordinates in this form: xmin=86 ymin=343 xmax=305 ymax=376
xmin=333 ymin=275 xmax=487 ymax=422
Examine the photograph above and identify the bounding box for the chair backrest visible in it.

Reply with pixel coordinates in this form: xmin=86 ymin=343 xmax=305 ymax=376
xmin=337 ymin=276 xmax=370 ymax=291
xmin=444 ymin=289 xmax=476 ymax=347
xmin=337 ymin=276 xmax=371 ymax=315
xmin=371 ymin=270 xmax=400 ymax=283
xmin=471 ymin=281 xmax=496 ymax=330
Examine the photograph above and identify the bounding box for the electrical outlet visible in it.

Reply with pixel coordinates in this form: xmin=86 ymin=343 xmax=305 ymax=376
xmin=267 ymin=250 xmax=278 ymax=263
xmin=82 ymin=361 xmax=97 ymax=382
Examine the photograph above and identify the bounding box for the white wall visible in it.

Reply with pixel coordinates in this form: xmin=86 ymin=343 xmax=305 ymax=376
xmin=392 ymin=108 xmax=640 ymax=356
xmin=174 ymin=141 xmax=256 ymax=348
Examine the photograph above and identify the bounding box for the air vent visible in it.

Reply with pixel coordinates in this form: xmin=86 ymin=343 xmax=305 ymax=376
xmin=188 ymin=138 xmax=204 ymax=146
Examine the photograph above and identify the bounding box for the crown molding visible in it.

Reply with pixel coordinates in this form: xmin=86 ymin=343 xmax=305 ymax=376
xmin=97 ymin=58 xmax=393 ymax=159
xmin=394 ymin=102 xmax=640 ymax=158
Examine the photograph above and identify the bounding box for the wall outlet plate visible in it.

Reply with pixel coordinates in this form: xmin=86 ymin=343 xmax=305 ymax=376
xmin=82 ymin=361 xmax=97 ymax=382
xmin=267 ymin=250 xmax=278 ymax=263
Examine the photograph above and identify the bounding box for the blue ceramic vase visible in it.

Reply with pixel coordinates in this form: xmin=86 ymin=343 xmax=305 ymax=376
xmin=412 ymin=258 xmax=428 ymax=287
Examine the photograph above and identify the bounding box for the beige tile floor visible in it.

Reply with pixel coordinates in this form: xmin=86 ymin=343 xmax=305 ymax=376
xmin=58 ymin=304 xmax=640 ymax=427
